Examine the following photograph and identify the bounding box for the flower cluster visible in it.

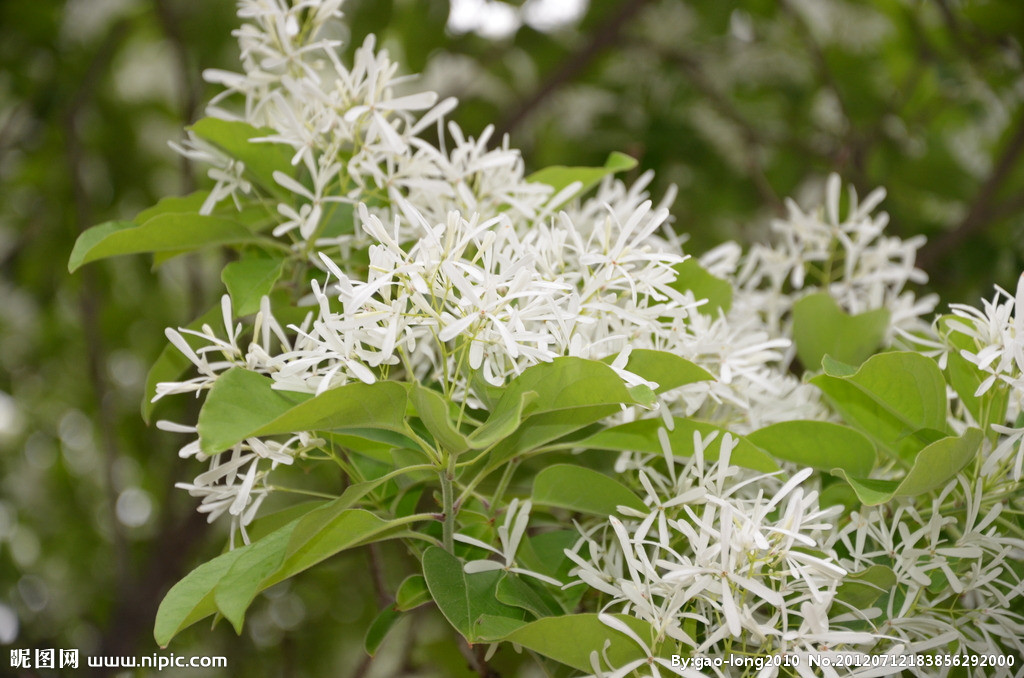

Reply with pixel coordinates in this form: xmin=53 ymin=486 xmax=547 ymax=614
xmin=830 ymin=476 xmax=1024 ymax=674
xmin=713 ymin=174 xmax=937 ymax=350
xmin=137 ymin=2 xmax=1024 ymax=675
xmin=156 ymin=0 xmax=945 ymax=561
xmin=567 ymin=431 xmax=867 ymax=667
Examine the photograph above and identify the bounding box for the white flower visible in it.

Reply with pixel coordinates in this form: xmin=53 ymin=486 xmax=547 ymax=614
xmin=569 ymin=430 xmax=851 ymax=655
xmin=454 ymin=499 xmax=561 ymax=586
xmin=582 ymin=613 xmax=698 ymax=678
xmin=947 ymin=274 xmax=1024 ymax=397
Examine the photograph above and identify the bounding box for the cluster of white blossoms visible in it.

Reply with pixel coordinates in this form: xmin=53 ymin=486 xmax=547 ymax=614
xmin=707 ymin=175 xmax=939 ymax=352
xmin=147 ymin=3 xmax=1024 ymax=674
xmin=155 ymin=0 xmax=941 ymax=543
xmin=567 ymin=431 xmax=877 ymax=675
xmin=948 ymin=275 xmax=1024 ymax=398
xmin=829 ymin=477 xmax=1024 ymax=675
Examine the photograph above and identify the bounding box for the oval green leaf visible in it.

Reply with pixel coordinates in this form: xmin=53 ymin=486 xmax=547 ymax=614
xmin=792 ymin=292 xmax=890 ymax=370
xmin=746 ymin=421 xmax=875 ymax=477
xmin=533 ymin=464 xmax=646 ymax=515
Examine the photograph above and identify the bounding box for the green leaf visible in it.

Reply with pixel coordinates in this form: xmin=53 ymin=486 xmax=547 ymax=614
xmin=490 ymin=405 xmax=620 ymax=467
xmin=421 ymin=547 xmax=525 ymax=642
xmin=577 ymin=418 xmax=779 ymax=473
xmin=189 ymin=117 xmax=296 ymax=197
xmin=135 ymin=191 xmax=209 ymax=223
xmin=502 ymin=357 xmax=640 ymax=414
xmin=409 ymin=383 xmax=470 ymax=455
xmin=833 ymin=428 xmax=982 ymax=505
xmin=395 ymin=575 xmax=431 ymax=611
xmin=495 ymin=574 xmax=563 ymax=618
xmin=197 ymin=369 xmax=310 ymax=454
xmin=277 ymin=508 xmax=413 ymax=581
xmin=467 ymin=390 xmax=537 ymax=450
xmin=154 ymin=544 xmax=251 ymax=647
xmin=221 ymin=257 xmax=285 ymax=316
xmin=365 ymin=606 xmax=402 ymax=656
xmin=133 ymin=191 xmax=273 ymax=238
xmin=142 ymin=303 xmax=223 ymax=423
xmin=669 ymin=259 xmax=733 ymax=316
xmin=212 ymin=504 xmax=424 ymax=633
xmin=527 ymin=151 xmax=637 ymax=205
xmin=68 ymin=214 xmax=262 ymax=272
xmin=832 ymin=475 xmax=899 ymax=506
xmin=792 ymin=293 xmax=890 ymax=369
xmin=746 ymin=421 xmax=875 ymax=477
xmin=517 ymin=531 xmax=579 ymax=586
xmin=822 ymin=355 xmax=858 ymax=377
xmin=215 ymin=523 xmax=298 ymax=633
xmin=533 ymin=464 xmax=646 ymax=515
xmin=834 ymin=565 xmax=897 ymax=610
xmin=245 ymin=501 xmax=326 ymax=542
xmin=893 ymin=427 xmax=982 ymax=496
xmin=484 ymin=358 xmax=654 ymax=464
xmin=811 ymin=352 xmax=948 ymax=459
xmin=197 ymin=368 xmax=410 ymax=455
xmin=479 ymin=614 xmax=656 ymax=672
xmin=601 ymin=349 xmax=713 ymax=394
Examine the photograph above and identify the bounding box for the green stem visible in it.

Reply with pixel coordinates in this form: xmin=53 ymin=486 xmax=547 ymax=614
xmin=490 ymin=458 xmax=520 ymax=514
xmin=441 ymin=452 xmax=457 ymax=552
xmin=269 ymin=486 xmax=339 ymax=499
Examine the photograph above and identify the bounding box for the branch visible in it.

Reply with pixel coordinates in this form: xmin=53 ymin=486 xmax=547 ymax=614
xmin=152 ymin=0 xmax=207 ymax=317
xmin=457 ymin=637 xmax=500 ymax=678
xmin=778 ymin=0 xmax=851 ymax=130
xmin=61 ymin=17 xmax=134 ymax=591
xmin=919 ymin=112 xmax=1024 ymax=271
xmin=647 ymin=45 xmax=788 ymax=215
xmin=494 ymin=0 xmax=654 ymax=140
xmin=367 ymin=543 xmax=392 ymax=609
xmin=152 ymin=0 xmax=201 ymax=192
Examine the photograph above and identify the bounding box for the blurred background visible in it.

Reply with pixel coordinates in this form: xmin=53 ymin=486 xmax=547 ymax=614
xmin=1 ymin=0 xmax=1023 ymax=675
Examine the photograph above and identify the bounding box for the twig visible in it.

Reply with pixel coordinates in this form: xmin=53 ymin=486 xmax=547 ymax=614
xmin=152 ymin=0 xmax=208 ymax=317
xmin=645 ymin=45 xmax=788 ymax=215
xmin=494 ymin=0 xmax=654 ymax=140
xmin=457 ymin=637 xmax=500 ymax=678
xmin=62 ymin=16 xmax=134 ymax=593
xmin=367 ymin=543 xmax=392 ymax=609
xmin=919 ymin=112 xmax=1024 ymax=272
xmin=351 ymin=654 xmax=374 ymax=678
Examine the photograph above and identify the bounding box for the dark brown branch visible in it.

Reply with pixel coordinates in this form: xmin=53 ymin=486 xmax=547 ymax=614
xmin=457 ymin=637 xmax=500 ymax=678
xmin=367 ymin=543 xmax=392 ymax=608
xmin=649 ymin=45 xmax=788 ymax=215
xmin=919 ymin=112 xmax=1024 ymax=272
xmin=778 ymin=0 xmax=851 ymax=131
xmin=61 ymin=16 xmax=134 ymax=590
xmin=153 ymin=0 xmax=201 ymax=192
xmin=494 ymin=0 xmax=654 ymax=140
xmin=152 ymin=0 xmax=207 ymax=317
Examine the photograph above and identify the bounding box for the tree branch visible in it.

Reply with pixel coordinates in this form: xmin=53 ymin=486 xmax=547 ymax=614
xmin=647 ymin=45 xmax=788 ymax=215
xmin=919 ymin=112 xmax=1024 ymax=272
xmin=61 ymin=16 xmax=134 ymax=590
xmin=494 ymin=0 xmax=653 ymax=141
xmin=152 ymin=0 xmax=201 ymax=192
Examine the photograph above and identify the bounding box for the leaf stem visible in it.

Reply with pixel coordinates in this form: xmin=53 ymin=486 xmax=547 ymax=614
xmin=490 ymin=457 xmax=520 ymax=515
xmin=440 ymin=452 xmax=457 ymax=552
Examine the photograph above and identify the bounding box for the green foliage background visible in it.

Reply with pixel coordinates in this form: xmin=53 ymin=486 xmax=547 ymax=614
xmin=1 ymin=0 xmax=1022 ymax=675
